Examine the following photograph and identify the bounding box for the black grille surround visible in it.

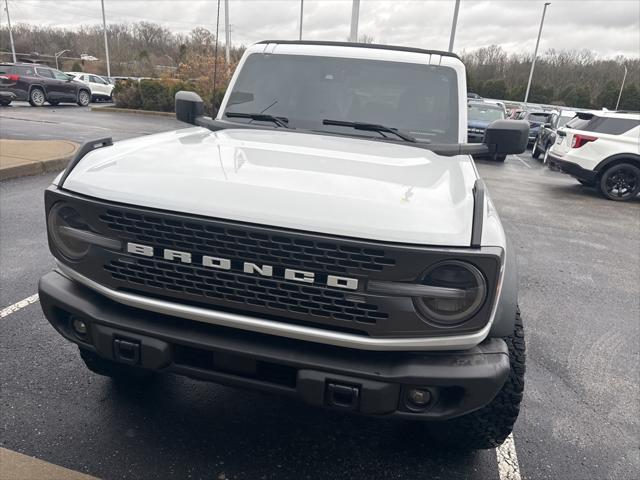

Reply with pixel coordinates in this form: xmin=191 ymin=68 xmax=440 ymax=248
xmin=45 ymin=187 xmax=502 ymax=339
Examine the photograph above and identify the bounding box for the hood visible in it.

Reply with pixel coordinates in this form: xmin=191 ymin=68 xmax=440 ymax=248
xmin=468 ymin=119 xmax=491 ymax=129
xmin=61 ymin=127 xmax=478 ymax=247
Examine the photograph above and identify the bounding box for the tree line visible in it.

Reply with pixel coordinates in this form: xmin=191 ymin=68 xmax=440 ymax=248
xmin=1 ymin=23 xmax=638 ymax=110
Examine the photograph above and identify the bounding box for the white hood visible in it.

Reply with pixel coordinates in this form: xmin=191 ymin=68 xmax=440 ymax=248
xmin=61 ymin=127 xmax=478 ymax=246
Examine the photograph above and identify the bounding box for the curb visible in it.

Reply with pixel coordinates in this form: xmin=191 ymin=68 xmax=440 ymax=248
xmin=91 ymin=106 xmax=174 ymax=117
xmin=0 ymin=154 xmax=76 ymax=181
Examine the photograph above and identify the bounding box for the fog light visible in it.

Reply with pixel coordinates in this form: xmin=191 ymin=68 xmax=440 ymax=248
xmin=407 ymin=388 xmax=432 ymax=409
xmin=72 ymin=317 xmax=87 ymax=336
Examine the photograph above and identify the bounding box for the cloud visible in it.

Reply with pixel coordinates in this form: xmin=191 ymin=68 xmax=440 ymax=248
xmin=6 ymin=0 xmax=640 ymax=58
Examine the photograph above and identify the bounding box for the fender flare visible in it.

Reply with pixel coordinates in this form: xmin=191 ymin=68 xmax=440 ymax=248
xmin=488 ymin=239 xmax=518 ymax=338
xmin=594 ymin=153 xmax=640 ymax=174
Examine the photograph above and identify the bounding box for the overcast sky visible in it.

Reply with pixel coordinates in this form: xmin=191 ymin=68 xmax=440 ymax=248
xmin=5 ymin=0 xmax=640 ymax=58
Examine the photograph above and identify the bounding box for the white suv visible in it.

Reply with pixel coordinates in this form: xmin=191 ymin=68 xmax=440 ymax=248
xmin=66 ymin=72 xmax=114 ymax=101
xmin=547 ymin=111 xmax=640 ymax=201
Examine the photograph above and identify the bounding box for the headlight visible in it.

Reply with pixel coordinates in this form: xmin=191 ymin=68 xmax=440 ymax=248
xmin=47 ymin=202 xmax=91 ymax=260
xmin=415 ymin=260 xmax=487 ymax=326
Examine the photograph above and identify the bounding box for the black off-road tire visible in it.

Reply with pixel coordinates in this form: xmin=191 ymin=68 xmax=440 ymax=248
xmin=494 ymin=154 xmax=507 ymax=162
xmin=0 ymin=99 xmax=11 ymax=106
xmin=79 ymin=348 xmax=155 ymax=382
xmin=28 ymin=87 xmax=46 ymax=107
xmin=428 ymin=307 xmax=526 ymax=450
xmin=598 ymin=163 xmax=640 ymax=201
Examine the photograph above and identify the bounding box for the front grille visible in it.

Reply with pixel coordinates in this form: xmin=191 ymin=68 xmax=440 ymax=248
xmin=104 ymin=257 xmax=387 ymax=325
xmin=99 ymin=210 xmax=396 ymax=275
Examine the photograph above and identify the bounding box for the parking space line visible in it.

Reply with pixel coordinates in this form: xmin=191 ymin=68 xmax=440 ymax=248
xmin=0 ymin=294 xmax=39 ymax=319
xmin=514 ymin=156 xmax=532 ymax=169
xmin=496 ymin=433 xmax=521 ymax=480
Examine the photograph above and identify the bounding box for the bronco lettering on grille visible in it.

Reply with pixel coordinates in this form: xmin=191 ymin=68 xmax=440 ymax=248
xmin=126 ymin=242 xmax=359 ymax=290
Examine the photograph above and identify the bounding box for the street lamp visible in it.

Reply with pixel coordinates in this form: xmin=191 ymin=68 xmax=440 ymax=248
xmin=54 ymin=49 xmax=70 ymax=70
xmin=524 ymin=2 xmax=551 ymax=105
xmin=615 ymin=65 xmax=628 ymax=111
xmin=448 ymin=0 xmax=461 ymax=53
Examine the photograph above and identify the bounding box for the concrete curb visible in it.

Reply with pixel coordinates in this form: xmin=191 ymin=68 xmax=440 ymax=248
xmin=0 ymin=154 xmax=75 ymax=181
xmin=91 ymin=106 xmax=174 ymax=117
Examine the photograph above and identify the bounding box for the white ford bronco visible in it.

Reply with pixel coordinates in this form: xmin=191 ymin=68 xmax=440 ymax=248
xmin=39 ymin=41 xmax=529 ymax=449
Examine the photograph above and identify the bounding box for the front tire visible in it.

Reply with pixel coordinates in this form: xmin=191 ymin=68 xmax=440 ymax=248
xmin=28 ymin=87 xmax=46 ymax=107
xmin=428 ymin=308 xmax=525 ymax=449
xmin=531 ymin=139 xmax=542 ymax=159
xmin=77 ymin=89 xmax=91 ymax=106
xmin=599 ymin=163 xmax=640 ymax=201
xmin=0 ymin=99 xmax=11 ymax=106
xmin=494 ymin=154 xmax=506 ymax=162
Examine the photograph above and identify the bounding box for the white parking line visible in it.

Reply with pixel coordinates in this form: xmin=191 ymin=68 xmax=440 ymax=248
xmin=0 ymin=294 xmax=39 ymax=319
xmin=514 ymin=156 xmax=532 ymax=169
xmin=496 ymin=433 xmax=522 ymax=480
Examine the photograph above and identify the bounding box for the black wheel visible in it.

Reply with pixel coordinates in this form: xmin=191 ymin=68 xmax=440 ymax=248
xmin=494 ymin=154 xmax=506 ymax=162
xmin=599 ymin=163 xmax=640 ymax=201
xmin=28 ymin=87 xmax=46 ymax=107
xmin=77 ymin=89 xmax=91 ymax=106
xmin=428 ymin=307 xmax=526 ymax=449
xmin=48 ymin=100 xmax=60 ymax=106
xmin=79 ymin=348 xmax=155 ymax=382
xmin=531 ymin=139 xmax=542 ymax=159
xmin=0 ymin=99 xmax=11 ymax=106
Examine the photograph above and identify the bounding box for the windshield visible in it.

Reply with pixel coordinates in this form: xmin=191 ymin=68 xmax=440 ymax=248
xmin=528 ymin=113 xmax=549 ymax=123
xmin=558 ymin=115 xmax=574 ymax=127
xmin=224 ymin=53 xmax=459 ymax=143
xmin=468 ymin=104 xmax=504 ymax=122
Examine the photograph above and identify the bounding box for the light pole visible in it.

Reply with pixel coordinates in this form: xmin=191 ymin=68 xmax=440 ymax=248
xmin=299 ymin=0 xmax=304 ymax=40
xmin=100 ymin=0 xmax=111 ymax=78
xmin=349 ymin=0 xmax=360 ymax=42
xmin=55 ymin=49 xmax=70 ymax=70
xmin=224 ymin=0 xmax=230 ymax=65
xmin=448 ymin=0 xmax=461 ymax=53
xmin=524 ymin=2 xmax=551 ymax=104
xmin=615 ymin=65 xmax=628 ymax=111
xmin=4 ymin=0 xmax=17 ymax=63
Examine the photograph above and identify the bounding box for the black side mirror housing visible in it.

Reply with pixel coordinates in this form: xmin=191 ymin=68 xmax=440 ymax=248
xmin=175 ymin=90 xmax=205 ymax=125
xmin=483 ymin=120 xmax=529 ymax=155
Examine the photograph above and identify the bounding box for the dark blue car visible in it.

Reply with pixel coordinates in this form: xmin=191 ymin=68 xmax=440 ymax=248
xmin=520 ymin=111 xmax=554 ymax=147
xmin=467 ymin=102 xmax=507 ymax=161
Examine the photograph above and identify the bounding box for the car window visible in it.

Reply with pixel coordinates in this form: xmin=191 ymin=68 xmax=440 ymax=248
xmin=0 ymin=65 xmax=12 ymax=75
xmin=226 ymin=53 xmax=459 ymax=143
xmin=36 ymin=68 xmax=54 ymax=79
xmin=528 ymin=113 xmax=550 ymax=123
xmin=90 ymin=75 xmax=107 ymax=84
xmin=566 ymin=116 xmax=640 ymax=135
xmin=53 ymin=70 xmax=70 ymax=81
xmin=468 ymin=105 xmax=505 ymax=122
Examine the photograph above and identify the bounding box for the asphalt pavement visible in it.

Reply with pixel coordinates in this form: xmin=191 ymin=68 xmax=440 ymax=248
xmin=0 ymin=102 xmax=185 ymax=142
xmin=0 ymin=105 xmax=639 ymax=480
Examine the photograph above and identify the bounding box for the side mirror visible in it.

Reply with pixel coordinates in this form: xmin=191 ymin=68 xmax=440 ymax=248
xmin=175 ymin=90 xmax=204 ymax=125
xmin=483 ymin=120 xmax=529 ymax=155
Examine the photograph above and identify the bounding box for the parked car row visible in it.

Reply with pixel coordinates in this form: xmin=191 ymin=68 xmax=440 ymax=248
xmin=0 ymin=62 xmax=115 ymax=107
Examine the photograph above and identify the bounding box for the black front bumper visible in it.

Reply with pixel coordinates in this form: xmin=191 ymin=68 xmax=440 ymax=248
xmin=547 ymin=154 xmax=597 ymax=182
xmin=39 ymin=270 xmax=510 ymax=421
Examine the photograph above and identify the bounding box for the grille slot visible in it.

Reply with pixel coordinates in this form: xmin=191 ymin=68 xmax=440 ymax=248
xmin=99 ymin=210 xmax=396 ymax=274
xmin=104 ymin=258 xmax=388 ymax=325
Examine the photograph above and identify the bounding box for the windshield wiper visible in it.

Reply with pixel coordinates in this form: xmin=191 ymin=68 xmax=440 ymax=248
xmin=225 ymin=112 xmax=290 ymax=128
xmin=322 ymin=119 xmax=416 ymax=143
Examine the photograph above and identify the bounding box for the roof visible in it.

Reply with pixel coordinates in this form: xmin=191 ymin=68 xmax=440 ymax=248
xmin=255 ymin=40 xmax=461 ymax=60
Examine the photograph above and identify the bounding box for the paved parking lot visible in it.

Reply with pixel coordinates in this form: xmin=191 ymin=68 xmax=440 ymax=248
xmin=1 ymin=106 xmax=638 ymax=480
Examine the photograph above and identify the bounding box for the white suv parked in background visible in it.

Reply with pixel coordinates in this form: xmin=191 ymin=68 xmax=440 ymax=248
xmin=66 ymin=72 xmax=114 ymax=102
xmin=547 ymin=111 xmax=640 ymax=201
